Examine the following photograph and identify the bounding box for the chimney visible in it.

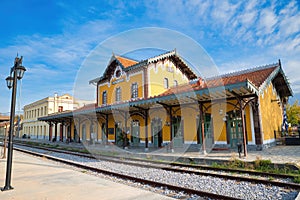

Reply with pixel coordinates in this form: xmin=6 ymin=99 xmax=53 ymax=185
xmin=198 ymin=78 xmax=204 ymax=87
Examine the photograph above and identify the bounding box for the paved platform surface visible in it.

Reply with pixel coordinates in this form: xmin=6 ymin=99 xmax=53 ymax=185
xmin=0 ymin=151 xmax=174 ymax=200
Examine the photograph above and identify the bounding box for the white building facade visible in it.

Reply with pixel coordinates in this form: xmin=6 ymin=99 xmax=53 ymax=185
xmin=23 ymin=93 xmax=87 ymax=140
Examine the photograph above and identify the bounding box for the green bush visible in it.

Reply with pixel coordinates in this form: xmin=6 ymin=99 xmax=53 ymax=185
xmin=254 ymin=158 xmax=272 ymax=170
xmin=293 ymin=176 xmax=300 ymax=184
xmin=228 ymin=158 xmax=245 ymax=168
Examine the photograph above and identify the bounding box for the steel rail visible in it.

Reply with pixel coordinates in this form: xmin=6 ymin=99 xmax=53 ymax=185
xmin=14 ymin=147 xmax=241 ymax=200
xmin=14 ymin=141 xmax=298 ymax=180
xmin=13 ymin=143 xmax=300 ymax=190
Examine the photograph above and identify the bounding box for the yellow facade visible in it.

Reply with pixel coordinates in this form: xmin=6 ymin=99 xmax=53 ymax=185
xmin=259 ymin=84 xmax=283 ymax=142
xmin=148 ymin=61 xmax=189 ymax=97
xmin=39 ymin=52 xmax=292 ymax=151
xmin=95 ymin=55 xmax=193 ymax=144
xmin=98 ymin=72 xmax=143 ymax=106
xmin=91 ymin=56 xmax=288 ymax=149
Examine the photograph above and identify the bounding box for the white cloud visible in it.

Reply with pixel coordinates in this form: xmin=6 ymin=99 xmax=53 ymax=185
xmin=256 ymin=8 xmax=278 ymax=36
xmin=210 ymin=0 xmax=240 ymax=27
xmin=1 ymin=0 xmax=300 ymax=112
xmin=0 ymin=18 xmax=117 ymax=112
xmin=278 ymin=1 xmax=300 ymax=37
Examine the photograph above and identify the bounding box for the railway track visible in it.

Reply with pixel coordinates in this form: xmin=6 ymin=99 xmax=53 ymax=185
xmin=14 ymin=146 xmax=241 ymax=200
xmin=14 ymin=141 xmax=300 ymax=190
xmin=10 ymin=142 xmax=300 ymax=199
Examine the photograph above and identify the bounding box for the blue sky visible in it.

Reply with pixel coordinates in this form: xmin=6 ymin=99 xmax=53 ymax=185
xmin=0 ymin=0 xmax=300 ymax=114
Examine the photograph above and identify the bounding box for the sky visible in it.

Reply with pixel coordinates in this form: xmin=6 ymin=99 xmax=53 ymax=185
xmin=0 ymin=0 xmax=300 ymax=114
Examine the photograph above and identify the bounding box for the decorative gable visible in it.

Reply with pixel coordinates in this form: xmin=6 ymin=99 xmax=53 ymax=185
xmin=110 ymin=65 xmax=126 ymax=85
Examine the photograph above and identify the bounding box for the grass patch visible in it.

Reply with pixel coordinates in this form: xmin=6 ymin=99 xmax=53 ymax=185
xmin=293 ymin=176 xmax=300 ymax=183
xmin=228 ymin=158 xmax=245 ymax=168
xmin=254 ymin=157 xmax=272 ymax=171
xmin=210 ymin=156 xmax=300 ymax=177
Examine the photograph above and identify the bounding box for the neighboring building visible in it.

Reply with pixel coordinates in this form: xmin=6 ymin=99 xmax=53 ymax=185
xmin=0 ymin=115 xmax=10 ymax=138
xmin=0 ymin=114 xmax=22 ymax=138
xmin=39 ymin=50 xmax=292 ymax=152
xmin=0 ymin=115 xmax=10 ymax=123
xmin=23 ymin=93 xmax=88 ymax=140
xmin=0 ymin=121 xmax=9 ymax=138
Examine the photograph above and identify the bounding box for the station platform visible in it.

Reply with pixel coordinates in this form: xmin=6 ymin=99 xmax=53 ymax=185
xmin=0 ymin=151 xmax=173 ymax=200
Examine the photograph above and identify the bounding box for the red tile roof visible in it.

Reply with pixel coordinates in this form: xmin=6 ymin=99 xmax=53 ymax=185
xmin=73 ymin=103 xmax=97 ymax=113
xmin=0 ymin=115 xmax=10 ymax=122
xmin=160 ymin=65 xmax=278 ymax=96
xmin=115 ymin=56 xmax=138 ymax=68
xmin=216 ymin=65 xmax=277 ymax=88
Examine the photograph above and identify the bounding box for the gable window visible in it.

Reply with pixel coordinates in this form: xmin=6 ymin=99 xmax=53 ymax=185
xmin=115 ymin=69 xmax=121 ymax=78
xmin=131 ymin=83 xmax=138 ymax=99
xmin=164 ymin=78 xmax=169 ymax=89
xmin=102 ymin=91 xmax=107 ymax=104
xmin=174 ymin=80 xmax=178 ymax=87
xmin=116 ymin=87 xmax=121 ymax=102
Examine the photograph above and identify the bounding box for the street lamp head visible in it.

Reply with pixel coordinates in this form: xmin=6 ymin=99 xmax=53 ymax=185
xmin=5 ymin=76 xmax=13 ymax=89
xmin=15 ymin=65 xmax=26 ymax=80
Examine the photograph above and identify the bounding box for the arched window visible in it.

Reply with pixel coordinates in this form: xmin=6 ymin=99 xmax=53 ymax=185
xmin=82 ymin=124 xmax=86 ymax=141
xmin=174 ymin=80 xmax=178 ymax=87
xmin=164 ymin=78 xmax=169 ymax=89
xmin=90 ymin=123 xmax=96 ymax=141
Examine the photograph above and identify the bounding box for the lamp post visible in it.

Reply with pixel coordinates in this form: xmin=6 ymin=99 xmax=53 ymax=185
xmin=2 ymin=55 xmax=26 ymax=191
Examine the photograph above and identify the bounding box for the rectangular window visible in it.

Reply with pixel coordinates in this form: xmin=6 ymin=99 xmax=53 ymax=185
xmin=102 ymin=91 xmax=107 ymax=104
xmin=116 ymin=87 xmax=121 ymax=102
xmin=131 ymin=83 xmax=138 ymax=99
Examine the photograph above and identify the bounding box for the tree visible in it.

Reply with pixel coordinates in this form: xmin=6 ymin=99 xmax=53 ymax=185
xmin=286 ymin=100 xmax=300 ymax=126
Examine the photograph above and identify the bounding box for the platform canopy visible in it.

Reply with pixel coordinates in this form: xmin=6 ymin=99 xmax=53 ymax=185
xmin=39 ymin=61 xmax=292 ymax=123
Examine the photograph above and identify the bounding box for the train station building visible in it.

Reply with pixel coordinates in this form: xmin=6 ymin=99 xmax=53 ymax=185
xmin=38 ymin=50 xmax=293 ymax=153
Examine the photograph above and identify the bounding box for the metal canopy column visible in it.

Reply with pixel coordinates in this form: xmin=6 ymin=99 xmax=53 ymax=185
xmin=77 ymin=118 xmax=81 ymax=143
xmin=238 ymin=99 xmax=247 ymax=157
xmin=123 ymin=112 xmax=128 ymax=149
xmin=199 ymin=102 xmax=206 ymax=154
xmin=252 ymin=98 xmax=263 ymax=149
xmin=60 ymin=122 xmax=64 ymax=142
xmin=145 ymin=109 xmax=149 ymax=151
xmin=48 ymin=122 xmax=53 ymax=141
xmin=69 ymin=118 xmax=73 ymax=142
xmin=169 ymin=106 xmax=174 ymax=152
xmin=105 ymin=114 xmax=109 ymax=145
xmin=54 ymin=122 xmax=58 ymax=142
